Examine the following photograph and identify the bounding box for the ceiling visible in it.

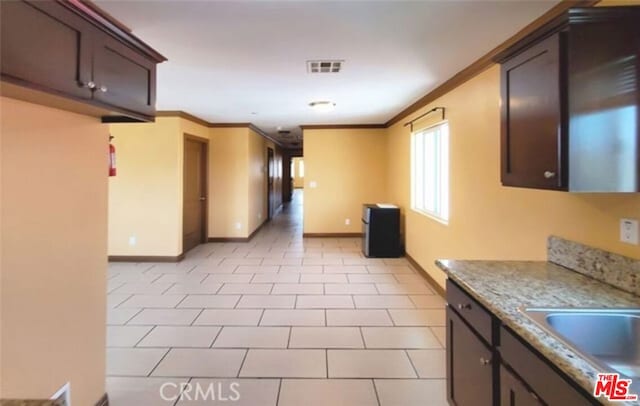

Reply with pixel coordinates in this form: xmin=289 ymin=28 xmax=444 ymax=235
xmin=97 ymin=0 xmax=557 ymax=148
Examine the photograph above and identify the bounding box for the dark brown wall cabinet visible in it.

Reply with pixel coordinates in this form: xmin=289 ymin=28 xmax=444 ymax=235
xmin=499 ymin=7 xmax=640 ymax=192
xmin=0 ymin=0 xmax=165 ymax=122
xmin=446 ymin=279 xmax=597 ymax=406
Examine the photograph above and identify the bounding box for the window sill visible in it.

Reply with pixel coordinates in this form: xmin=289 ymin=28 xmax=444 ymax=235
xmin=410 ymin=208 xmax=449 ymax=226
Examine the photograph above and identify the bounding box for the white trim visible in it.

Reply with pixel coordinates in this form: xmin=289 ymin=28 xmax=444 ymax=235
xmin=410 ymin=120 xmax=450 ymax=225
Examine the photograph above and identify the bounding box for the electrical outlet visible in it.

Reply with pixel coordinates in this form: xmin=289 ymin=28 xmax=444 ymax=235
xmin=128 ymin=236 xmax=137 ymax=246
xmin=309 ymin=181 xmax=317 ymax=188
xmin=620 ymin=218 xmax=639 ymax=245
xmin=345 ymin=218 xmax=351 ymax=225
xmin=235 ymin=222 xmax=242 ymax=230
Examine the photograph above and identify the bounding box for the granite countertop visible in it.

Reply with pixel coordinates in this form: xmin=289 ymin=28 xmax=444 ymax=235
xmin=436 ymin=259 xmax=640 ymax=406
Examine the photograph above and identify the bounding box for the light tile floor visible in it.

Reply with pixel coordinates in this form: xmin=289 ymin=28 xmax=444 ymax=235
xmin=107 ymin=190 xmax=447 ymax=406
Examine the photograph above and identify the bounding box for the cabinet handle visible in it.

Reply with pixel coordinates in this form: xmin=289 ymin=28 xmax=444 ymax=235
xmin=479 ymin=357 xmax=491 ymax=366
xmin=457 ymin=303 xmax=471 ymax=310
xmin=80 ymin=81 xmax=96 ymax=89
xmin=99 ymin=85 xmax=108 ymax=93
xmin=543 ymin=171 xmax=556 ymax=179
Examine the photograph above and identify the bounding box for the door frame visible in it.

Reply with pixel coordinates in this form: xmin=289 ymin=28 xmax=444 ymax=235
xmin=267 ymin=147 xmax=274 ymax=220
xmin=183 ymin=133 xmax=209 ymax=252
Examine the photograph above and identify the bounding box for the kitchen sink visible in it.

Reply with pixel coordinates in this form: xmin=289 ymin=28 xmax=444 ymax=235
xmin=520 ymin=307 xmax=640 ymax=389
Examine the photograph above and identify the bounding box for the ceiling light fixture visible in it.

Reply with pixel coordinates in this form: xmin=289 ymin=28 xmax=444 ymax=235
xmin=309 ymin=101 xmax=336 ymax=112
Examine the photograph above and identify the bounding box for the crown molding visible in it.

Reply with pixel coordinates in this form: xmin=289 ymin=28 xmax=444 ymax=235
xmin=155 ymin=111 xmax=286 ymax=148
xmin=384 ymin=0 xmax=598 ymax=127
xmin=156 ymin=110 xmax=210 ymax=127
xmin=159 ymin=0 xmax=598 ymax=139
xmin=300 ymin=124 xmax=386 ymax=130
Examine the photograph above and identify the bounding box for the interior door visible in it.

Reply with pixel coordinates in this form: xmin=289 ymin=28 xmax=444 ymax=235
xmin=183 ymin=136 xmax=207 ymax=253
xmin=267 ymin=147 xmax=275 ymax=219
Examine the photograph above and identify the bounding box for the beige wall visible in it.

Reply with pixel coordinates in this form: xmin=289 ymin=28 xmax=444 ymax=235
xmin=303 ymin=128 xmax=388 ymax=234
xmin=209 ymin=127 xmax=250 ymax=238
xmin=109 ymin=121 xmax=275 ymax=247
xmin=248 ymin=129 xmax=267 ymax=235
xmin=292 ymin=157 xmax=304 ymax=188
xmin=386 ymin=66 xmax=640 ymax=289
xmin=0 ymin=97 xmax=107 ymax=405
xmin=108 ymin=118 xmax=184 ymax=256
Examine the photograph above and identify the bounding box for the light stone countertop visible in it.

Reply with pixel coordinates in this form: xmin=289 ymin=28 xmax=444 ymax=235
xmin=0 ymin=401 xmax=63 ymax=406
xmin=436 ymin=259 xmax=640 ymax=406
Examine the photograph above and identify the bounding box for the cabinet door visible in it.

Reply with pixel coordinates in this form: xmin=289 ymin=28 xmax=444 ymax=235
xmin=0 ymin=0 xmax=93 ymax=98
xmin=500 ymin=33 xmax=566 ymax=190
xmin=500 ymin=365 xmax=543 ymax=406
xmin=447 ymin=306 xmax=494 ymax=406
xmin=92 ymin=32 xmax=156 ymax=117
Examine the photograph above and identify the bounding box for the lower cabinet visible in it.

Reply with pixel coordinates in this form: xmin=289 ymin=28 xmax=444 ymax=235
xmin=446 ymin=279 xmax=598 ymax=406
xmin=500 ymin=365 xmax=543 ymax=406
xmin=446 ymin=306 xmax=494 ymax=406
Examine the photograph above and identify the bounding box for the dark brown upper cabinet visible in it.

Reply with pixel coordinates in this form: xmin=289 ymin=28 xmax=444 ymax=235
xmin=0 ymin=0 xmax=166 ymax=122
xmin=498 ymin=6 xmax=640 ymax=192
xmin=92 ymin=31 xmax=157 ymax=117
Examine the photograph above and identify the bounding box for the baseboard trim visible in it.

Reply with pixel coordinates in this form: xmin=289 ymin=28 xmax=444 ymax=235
xmin=208 ymin=237 xmax=251 ymax=242
xmin=95 ymin=393 xmax=109 ymax=406
xmin=208 ymin=219 xmax=269 ymax=243
xmin=108 ymin=254 xmax=185 ymax=263
xmin=303 ymin=233 xmax=363 ymax=238
xmin=405 ymin=253 xmax=446 ymax=298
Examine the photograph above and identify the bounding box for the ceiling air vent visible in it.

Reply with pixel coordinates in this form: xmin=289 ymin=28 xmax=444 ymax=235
xmin=278 ymin=130 xmax=292 ymax=136
xmin=307 ymin=60 xmax=343 ymax=73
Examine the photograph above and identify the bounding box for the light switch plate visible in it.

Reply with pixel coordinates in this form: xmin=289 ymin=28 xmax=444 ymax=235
xmin=309 ymin=181 xmax=317 ymax=188
xmin=620 ymin=218 xmax=639 ymax=245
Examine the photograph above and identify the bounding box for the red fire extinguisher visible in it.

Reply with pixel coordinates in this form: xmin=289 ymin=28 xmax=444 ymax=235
xmin=109 ymin=135 xmax=117 ymax=177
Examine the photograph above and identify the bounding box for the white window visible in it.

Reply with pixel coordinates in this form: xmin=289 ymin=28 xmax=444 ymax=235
xmin=411 ymin=121 xmax=449 ymax=223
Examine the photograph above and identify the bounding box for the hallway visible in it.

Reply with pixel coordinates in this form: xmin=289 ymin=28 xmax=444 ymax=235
xmin=106 ymin=190 xmax=447 ymax=405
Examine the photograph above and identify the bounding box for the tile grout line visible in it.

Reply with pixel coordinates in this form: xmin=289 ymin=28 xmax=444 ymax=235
xmin=372 ymin=379 xmax=383 ymax=406
xmin=209 ymin=325 xmax=224 ymax=348
xmin=358 ymin=326 xmax=367 ymax=349
xmin=173 ymin=295 xmax=189 ymax=309
xmin=161 ymin=282 xmax=177 ymax=295
xmin=146 ymin=347 xmax=172 ymax=377
xmin=172 ymin=377 xmax=193 ymax=406
xmin=113 ymin=294 xmax=134 ymax=309
xmin=133 ymin=325 xmax=157 ymax=348
xmin=190 ymin=308 xmax=205 ymax=326
xmin=404 ymin=349 xmax=421 ymax=378
xmin=122 ymin=308 xmax=144 ymax=325
xmin=275 ymin=378 xmax=283 ymax=406
xmin=257 ymin=309 xmax=267 ymax=327
xmin=325 ymin=348 xmax=329 ymax=378
xmin=236 ymin=349 xmax=250 ymax=378
xmin=386 ymin=309 xmax=396 ymax=327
